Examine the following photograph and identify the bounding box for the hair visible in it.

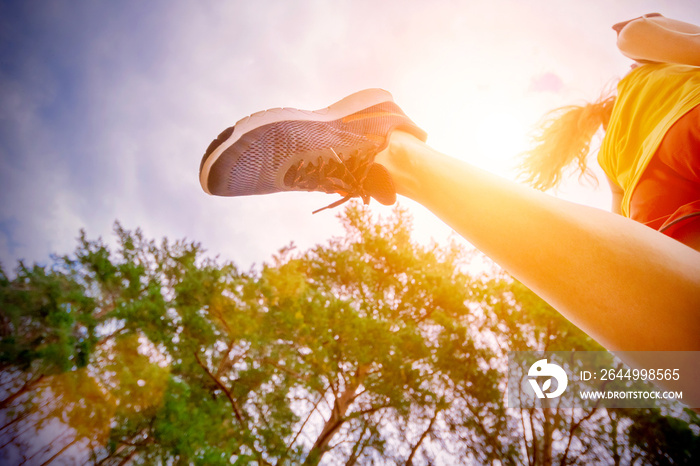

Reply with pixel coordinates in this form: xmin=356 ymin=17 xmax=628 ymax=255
xmin=518 ymin=92 xmax=617 ymax=191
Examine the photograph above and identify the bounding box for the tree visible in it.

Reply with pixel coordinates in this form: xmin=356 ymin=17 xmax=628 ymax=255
xmin=1 ymin=203 xmax=698 ymax=465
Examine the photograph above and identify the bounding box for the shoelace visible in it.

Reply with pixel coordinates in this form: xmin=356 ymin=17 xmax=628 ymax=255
xmin=285 ymin=148 xmax=373 ymax=214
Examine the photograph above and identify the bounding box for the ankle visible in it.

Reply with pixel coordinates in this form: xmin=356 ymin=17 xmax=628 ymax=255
xmin=376 ymin=130 xmax=428 ymax=199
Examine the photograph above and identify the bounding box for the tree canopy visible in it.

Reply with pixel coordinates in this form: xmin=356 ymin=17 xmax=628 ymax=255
xmin=1 ymin=203 xmax=698 ymax=465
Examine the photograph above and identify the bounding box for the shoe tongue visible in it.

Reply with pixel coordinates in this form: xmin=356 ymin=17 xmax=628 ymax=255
xmin=363 ymin=163 xmax=396 ymax=205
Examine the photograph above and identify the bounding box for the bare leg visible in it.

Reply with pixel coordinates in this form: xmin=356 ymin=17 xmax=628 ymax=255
xmin=375 ymin=131 xmax=700 ymax=352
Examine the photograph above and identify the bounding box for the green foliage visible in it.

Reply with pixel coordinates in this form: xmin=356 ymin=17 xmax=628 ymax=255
xmin=1 ymin=204 xmax=697 ymax=465
xmin=625 ymin=408 xmax=700 ymax=465
xmin=0 ymin=261 xmax=97 ymax=374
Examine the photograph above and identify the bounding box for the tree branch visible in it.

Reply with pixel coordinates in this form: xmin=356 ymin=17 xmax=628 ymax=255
xmin=345 ymin=422 xmax=371 ymax=466
xmin=0 ymin=374 xmax=44 ymax=410
xmin=193 ymin=351 xmax=272 ymax=466
xmin=405 ymin=408 xmax=440 ymax=465
xmin=303 ymin=364 xmax=370 ymax=465
xmin=346 ymin=402 xmax=393 ymax=420
xmin=115 ymin=447 xmax=139 ymax=466
xmin=261 ymin=357 xmax=309 ymax=382
xmin=193 ymin=351 xmax=245 ymax=426
xmin=215 ymin=339 xmax=237 ymax=377
xmin=281 ymin=389 xmax=328 ymax=463
xmin=19 ymin=430 xmax=72 ymax=466
xmin=0 ymin=397 xmax=52 ymax=433
xmin=37 ymin=436 xmax=81 ymax=466
xmin=559 ymin=402 xmax=603 ymax=466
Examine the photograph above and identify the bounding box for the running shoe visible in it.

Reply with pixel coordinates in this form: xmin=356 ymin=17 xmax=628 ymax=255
xmin=199 ymin=89 xmax=427 ymax=213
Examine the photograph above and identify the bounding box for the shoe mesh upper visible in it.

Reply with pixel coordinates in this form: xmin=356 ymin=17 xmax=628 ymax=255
xmin=203 ymin=101 xmax=425 ymax=199
xmin=228 ymin=121 xmax=369 ymax=196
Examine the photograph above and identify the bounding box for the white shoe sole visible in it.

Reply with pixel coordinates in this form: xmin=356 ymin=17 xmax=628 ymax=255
xmin=199 ymin=88 xmax=395 ymax=195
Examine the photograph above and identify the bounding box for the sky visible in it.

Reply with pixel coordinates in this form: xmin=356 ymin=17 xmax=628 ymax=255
xmin=1 ymin=0 xmax=700 ymax=272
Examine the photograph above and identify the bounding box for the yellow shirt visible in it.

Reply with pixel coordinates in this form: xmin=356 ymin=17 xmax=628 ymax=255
xmin=598 ymin=63 xmax=700 ymax=217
